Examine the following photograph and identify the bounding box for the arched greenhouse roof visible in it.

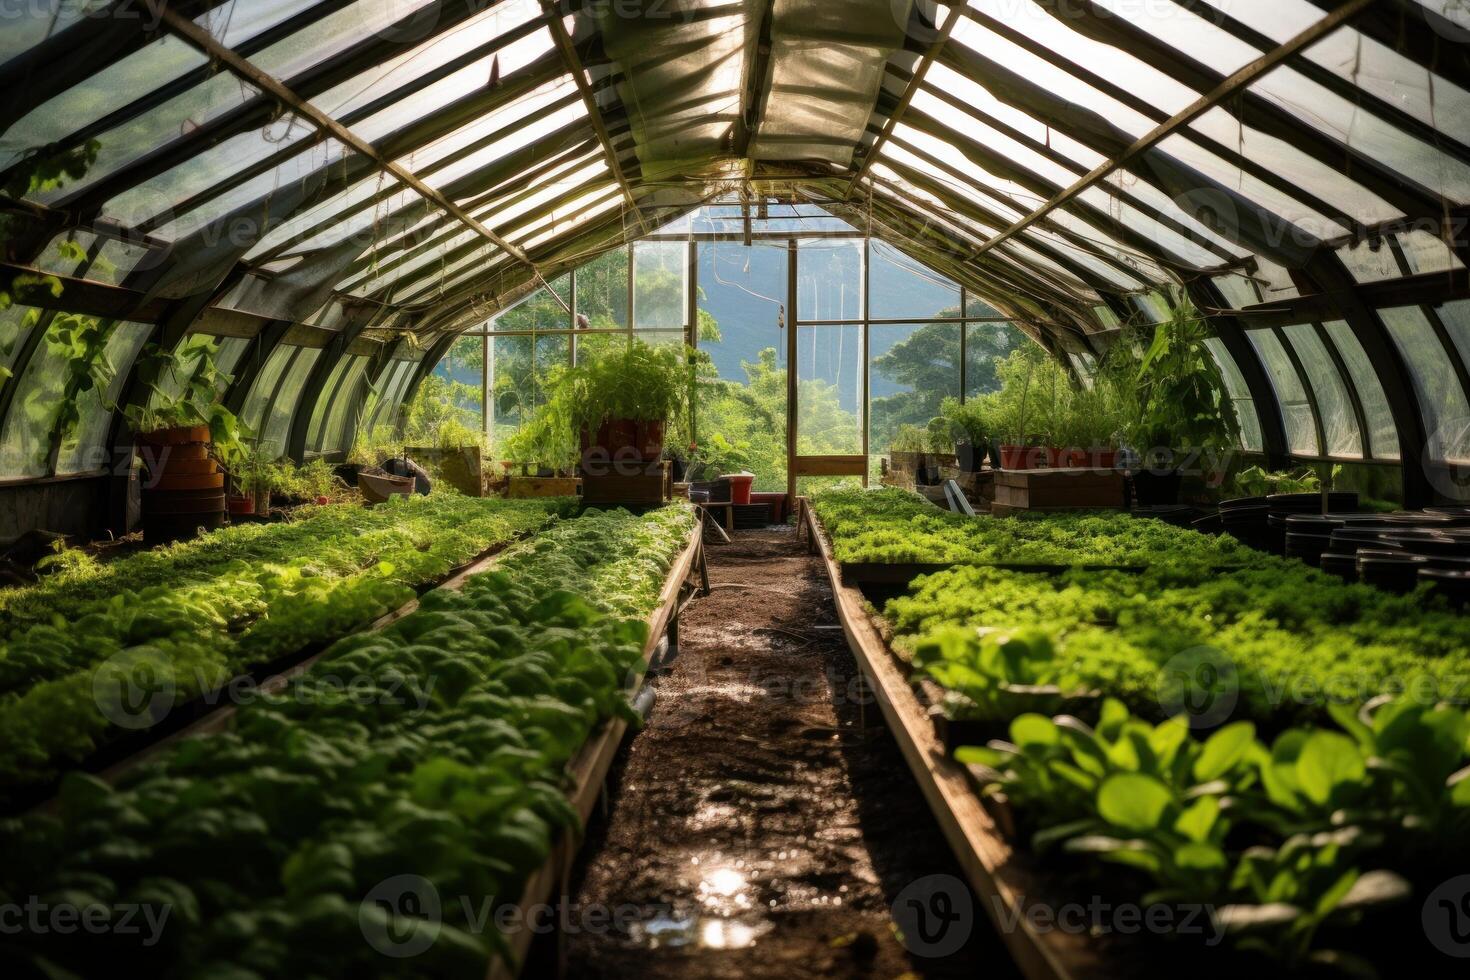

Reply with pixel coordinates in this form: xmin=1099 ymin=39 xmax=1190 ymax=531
xmin=1 ymin=0 xmax=1468 ymax=507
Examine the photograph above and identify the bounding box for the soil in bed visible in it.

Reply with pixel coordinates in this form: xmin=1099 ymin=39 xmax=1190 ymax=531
xmin=561 ymin=526 xmax=1021 ymax=980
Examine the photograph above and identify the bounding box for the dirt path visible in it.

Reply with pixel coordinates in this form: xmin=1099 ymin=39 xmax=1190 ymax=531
xmin=563 ymin=526 xmax=1020 ymax=979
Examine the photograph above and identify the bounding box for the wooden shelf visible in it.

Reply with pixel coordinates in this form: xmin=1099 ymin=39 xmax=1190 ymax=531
xmin=798 ymin=498 xmax=1119 ymax=980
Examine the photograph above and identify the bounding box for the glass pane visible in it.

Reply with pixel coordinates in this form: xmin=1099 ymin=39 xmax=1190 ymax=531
xmin=633 ymin=242 xmax=688 ymax=330
xmin=1322 ymin=320 xmax=1399 ymax=460
xmin=0 ymin=313 xmax=112 ymax=478
xmin=797 ymin=239 xmax=863 ymax=321
xmin=304 ymin=355 xmax=354 ymax=450
xmin=1247 ymin=329 xmax=1318 ymax=455
xmin=1380 ymin=306 xmax=1470 ymax=463
xmin=0 ymin=305 xmax=45 ymax=389
xmin=239 ymin=345 xmax=296 ymax=447
xmin=964 ymin=322 xmax=1031 ymax=398
xmin=2 ymin=35 xmax=211 ymax=174
xmin=0 ymin=1 xmax=95 ymax=65
xmin=258 ymin=347 xmax=321 ymax=457
xmin=410 ymin=339 xmax=483 ymax=447
xmin=869 ymin=241 xmax=961 ymax=319
xmin=487 ymin=334 xmax=534 ymax=449
xmin=1402 ymin=231 xmax=1466 ymax=275
xmin=57 ymin=322 xmax=152 ymax=474
xmin=1281 ymin=324 xmax=1361 ymax=458
xmin=365 ymin=360 xmax=414 ymax=434
xmin=1203 ymin=337 xmax=1264 ymax=453
xmin=148 ymin=334 xmax=246 ymax=409
xmin=695 ymin=241 xmax=789 ymax=492
xmin=796 ymin=325 xmax=863 ymax=455
xmin=1338 ymin=241 xmax=1403 ymax=284
xmin=488 ymin=276 xmax=571 ymax=332
xmin=1438 ymin=300 xmax=1470 ymax=370
xmin=869 ymin=321 xmax=962 ymax=470
xmin=320 ymin=356 xmax=371 ymax=454
xmin=575 ymin=246 xmax=629 ymax=330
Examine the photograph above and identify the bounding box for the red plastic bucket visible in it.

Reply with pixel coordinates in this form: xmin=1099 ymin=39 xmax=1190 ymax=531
xmin=723 ymin=473 xmax=755 ymax=505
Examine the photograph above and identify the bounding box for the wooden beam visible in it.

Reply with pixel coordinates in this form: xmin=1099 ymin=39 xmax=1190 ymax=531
xmin=540 ymin=1 xmax=645 ymax=238
xmin=0 ymin=262 xmax=168 ymax=322
xmin=155 ymin=6 xmax=572 ymax=315
xmin=971 ymin=0 xmax=1380 ymax=259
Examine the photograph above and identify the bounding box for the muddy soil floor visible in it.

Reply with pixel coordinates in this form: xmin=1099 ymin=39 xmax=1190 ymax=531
xmin=561 ymin=526 xmax=1021 ymax=979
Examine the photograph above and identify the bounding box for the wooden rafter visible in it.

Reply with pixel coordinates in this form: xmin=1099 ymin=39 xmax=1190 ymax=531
xmin=155 ymin=6 xmax=572 ymax=314
xmin=971 ymin=0 xmax=1380 ymax=259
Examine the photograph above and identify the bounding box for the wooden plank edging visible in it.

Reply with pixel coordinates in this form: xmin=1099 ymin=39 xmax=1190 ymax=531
xmin=801 ymin=498 xmax=1107 ymax=980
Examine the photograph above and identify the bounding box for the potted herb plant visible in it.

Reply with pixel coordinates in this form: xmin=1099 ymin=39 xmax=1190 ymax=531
xmin=940 ymin=397 xmax=991 ymax=473
xmin=566 ymin=340 xmax=692 ymax=463
xmin=920 ymin=416 xmax=955 ymax=485
xmin=988 ymin=346 xmax=1051 ymax=469
xmin=1122 ymin=292 xmax=1240 ymax=504
xmin=123 ymin=340 xmax=246 ymax=538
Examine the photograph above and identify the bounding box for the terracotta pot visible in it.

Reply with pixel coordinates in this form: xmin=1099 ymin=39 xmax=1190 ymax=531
xmin=137 ymin=424 xmax=211 ymax=448
xmin=635 ymin=419 xmax=665 ymax=460
xmin=581 ymin=418 xmax=663 ymax=462
xmin=999 ymin=445 xmax=1044 ymax=469
xmin=1045 ymin=447 xmax=1071 ymax=468
xmin=227 ymin=495 xmax=255 ymax=516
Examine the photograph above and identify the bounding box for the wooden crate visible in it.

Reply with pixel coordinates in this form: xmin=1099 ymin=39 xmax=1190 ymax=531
xmin=993 ymin=467 xmax=1125 ymax=514
xmin=506 ymin=476 xmax=581 ymax=498
xmin=579 ymin=460 xmax=670 ymax=507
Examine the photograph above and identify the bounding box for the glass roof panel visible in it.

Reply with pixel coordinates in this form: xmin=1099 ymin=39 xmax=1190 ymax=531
xmin=312 ymin=0 xmax=549 ymax=122
xmin=0 ymin=0 xmax=95 ymax=66
xmin=150 ymin=137 xmax=350 ymax=241
xmin=1203 ymin=336 xmax=1264 ymax=452
xmin=1380 ymin=304 xmax=1470 ymax=463
xmin=1322 ymin=319 xmax=1400 ymax=460
xmin=1281 ymin=322 xmax=1361 ymax=458
xmin=1248 ymin=327 xmax=1319 ymax=456
xmin=247 ymin=0 xmax=442 ymax=80
xmin=87 ymin=115 xmax=319 ymax=231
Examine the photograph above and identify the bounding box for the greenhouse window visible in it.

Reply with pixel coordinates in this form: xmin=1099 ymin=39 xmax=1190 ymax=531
xmin=257 ymin=348 xmax=322 ymax=457
xmin=1280 ymin=323 xmax=1362 ymax=458
xmin=633 ymin=243 xmax=689 ymax=331
xmin=1202 ymin=337 xmax=1264 ymax=453
xmin=238 ymin=345 xmax=297 ymax=449
xmin=1247 ymin=329 xmax=1317 ymax=455
xmin=1380 ymin=305 xmax=1470 ymax=463
xmin=56 ymin=322 xmax=152 ymax=475
xmin=1322 ymin=320 xmax=1400 ymax=460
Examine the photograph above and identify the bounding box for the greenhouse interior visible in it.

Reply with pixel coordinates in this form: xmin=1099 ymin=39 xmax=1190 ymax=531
xmin=3 ymin=0 xmax=1470 ymax=977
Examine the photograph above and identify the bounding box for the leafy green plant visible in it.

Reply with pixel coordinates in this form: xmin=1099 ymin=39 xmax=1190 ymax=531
xmin=0 ymin=503 xmax=695 ymax=977
xmin=1228 ymin=465 xmax=1322 ymax=498
xmin=939 ymin=396 xmax=989 ymax=447
xmin=0 ymin=497 xmax=573 ymax=793
xmin=1124 ymin=290 xmax=1240 ymax=460
xmin=913 ymin=627 xmax=1091 ymax=723
xmin=1218 ymin=831 xmax=1410 ymax=971
xmin=125 ymin=337 xmax=247 ymax=456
